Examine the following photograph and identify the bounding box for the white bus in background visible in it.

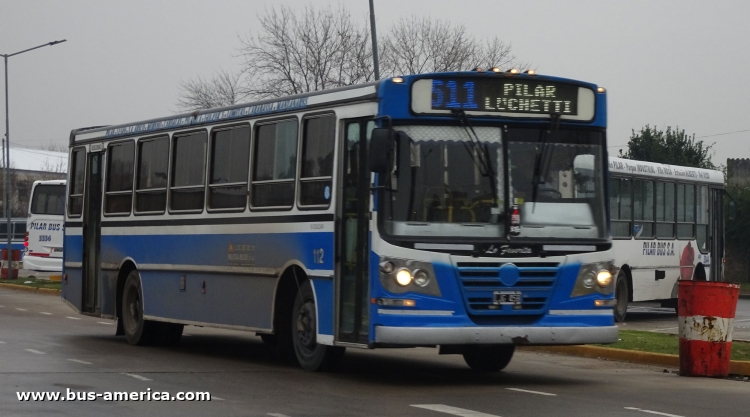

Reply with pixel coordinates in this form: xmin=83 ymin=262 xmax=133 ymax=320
xmin=24 ymin=180 xmax=66 ymax=271
xmin=608 ymin=157 xmax=724 ymax=321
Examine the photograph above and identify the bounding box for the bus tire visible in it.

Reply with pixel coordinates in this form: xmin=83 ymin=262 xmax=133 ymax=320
xmin=292 ymin=281 xmax=345 ymax=371
xmin=462 ymin=345 xmax=515 ymax=372
xmin=614 ymin=270 xmax=629 ymax=322
xmin=121 ymin=270 xmax=157 ymax=346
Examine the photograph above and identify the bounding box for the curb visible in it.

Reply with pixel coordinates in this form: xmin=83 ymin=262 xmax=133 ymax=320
xmin=520 ymin=345 xmax=750 ymax=376
xmin=0 ymin=283 xmax=61 ymax=295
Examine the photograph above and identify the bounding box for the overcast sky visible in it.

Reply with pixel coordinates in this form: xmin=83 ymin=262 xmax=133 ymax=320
xmin=2 ymin=0 xmax=748 ymax=166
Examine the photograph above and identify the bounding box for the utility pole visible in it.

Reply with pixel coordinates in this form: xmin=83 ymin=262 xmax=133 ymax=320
xmin=369 ymin=0 xmax=380 ymax=80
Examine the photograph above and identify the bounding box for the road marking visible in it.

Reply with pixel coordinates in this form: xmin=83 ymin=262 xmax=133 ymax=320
xmin=267 ymin=414 xmax=291 ymax=417
xmin=211 ymin=396 xmax=225 ymax=401
xmin=123 ymin=373 xmax=152 ymax=381
xmin=40 ymin=312 xmax=52 ymax=315
xmin=0 ymin=341 xmax=6 ymax=344
xmin=16 ymin=308 xmax=27 ymax=311
xmin=624 ymin=407 xmax=684 ymax=417
xmin=411 ymin=404 xmax=501 ymax=417
xmin=0 ymin=305 xmax=5 ymax=307
xmin=97 ymin=321 xmax=113 ymax=325
xmin=505 ymin=388 xmax=557 ymax=396
xmin=25 ymin=349 xmax=46 ymax=355
xmin=66 ymin=316 xmax=81 ymax=320
xmin=67 ymin=359 xmax=92 ymax=365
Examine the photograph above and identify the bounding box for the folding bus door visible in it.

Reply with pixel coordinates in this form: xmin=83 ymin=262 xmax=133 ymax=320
xmin=82 ymin=149 xmax=103 ymax=313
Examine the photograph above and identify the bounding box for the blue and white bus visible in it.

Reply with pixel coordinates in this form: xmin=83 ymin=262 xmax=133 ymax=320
xmin=62 ymin=70 xmax=617 ymax=371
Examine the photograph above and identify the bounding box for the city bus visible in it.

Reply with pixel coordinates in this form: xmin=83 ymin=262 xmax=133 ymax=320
xmin=24 ymin=180 xmax=66 ymax=271
xmin=608 ymin=157 xmax=724 ymax=321
xmin=62 ymin=69 xmax=618 ymax=372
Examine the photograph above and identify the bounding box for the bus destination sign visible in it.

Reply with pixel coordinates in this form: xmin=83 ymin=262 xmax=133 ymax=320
xmin=429 ymin=78 xmax=580 ymax=115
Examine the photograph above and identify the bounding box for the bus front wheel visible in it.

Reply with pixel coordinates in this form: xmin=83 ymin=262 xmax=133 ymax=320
xmin=614 ymin=270 xmax=629 ymax=322
xmin=121 ymin=270 xmax=158 ymax=345
xmin=292 ymin=281 xmax=345 ymax=371
xmin=462 ymin=345 xmax=515 ymax=372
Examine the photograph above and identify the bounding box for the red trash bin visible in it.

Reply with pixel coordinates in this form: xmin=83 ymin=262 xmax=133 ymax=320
xmin=678 ymin=280 xmax=740 ymax=377
xmin=1 ymin=249 xmax=20 ymax=279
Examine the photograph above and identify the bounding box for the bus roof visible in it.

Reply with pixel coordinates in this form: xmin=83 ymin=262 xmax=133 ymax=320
xmin=32 ymin=179 xmax=66 ymax=186
xmin=609 ymin=156 xmax=724 ymax=185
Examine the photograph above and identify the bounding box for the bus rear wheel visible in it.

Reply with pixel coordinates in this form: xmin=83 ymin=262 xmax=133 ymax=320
xmin=614 ymin=270 xmax=629 ymax=322
xmin=122 ymin=270 xmax=159 ymax=346
xmin=462 ymin=345 xmax=515 ymax=372
xmin=292 ymin=281 xmax=345 ymax=371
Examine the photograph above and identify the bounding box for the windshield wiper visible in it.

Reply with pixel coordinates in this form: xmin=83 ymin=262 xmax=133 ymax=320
xmin=450 ymin=109 xmax=498 ymax=207
xmin=530 ymin=112 xmax=561 ymax=208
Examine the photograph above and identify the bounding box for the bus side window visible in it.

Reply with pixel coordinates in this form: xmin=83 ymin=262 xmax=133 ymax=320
xmin=208 ymin=125 xmax=250 ymax=210
xmin=610 ymin=177 xmax=631 ymax=237
xmin=251 ymin=119 xmax=298 ymax=209
xmin=676 ymin=183 xmax=695 ymax=239
xmin=656 ymin=181 xmax=675 ymax=238
xmin=68 ymin=148 xmax=86 ymax=217
xmin=299 ymin=114 xmax=335 ymax=208
xmin=135 ymin=136 xmax=169 ymax=214
xmin=633 ymin=179 xmax=654 ymax=238
xmin=696 ymin=185 xmax=709 ymax=252
xmin=104 ymin=141 xmax=135 ymax=215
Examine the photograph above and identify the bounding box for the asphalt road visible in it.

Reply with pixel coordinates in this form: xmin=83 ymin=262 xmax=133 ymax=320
xmin=1 ymin=288 xmax=748 ymax=417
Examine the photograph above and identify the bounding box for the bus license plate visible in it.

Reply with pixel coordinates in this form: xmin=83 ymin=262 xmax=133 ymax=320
xmin=493 ymin=291 xmax=521 ymax=305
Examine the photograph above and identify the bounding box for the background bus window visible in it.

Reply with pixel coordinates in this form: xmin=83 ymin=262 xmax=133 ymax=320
xmin=609 ymin=177 xmax=631 ymax=237
xmin=136 ymin=136 xmax=169 ymax=213
xmin=31 ymin=184 xmax=65 ymax=215
xmin=299 ymin=115 xmax=335 ymax=207
xmin=208 ymin=125 xmax=250 ymax=210
xmin=676 ymin=183 xmax=695 ymax=239
xmin=633 ymin=179 xmax=654 ymax=238
xmin=656 ymin=181 xmax=675 ymax=238
xmin=68 ymin=148 xmax=86 ymax=216
xmin=251 ymin=119 xmax=298 ymax=208
xmin=696 ymin=185 xmax=710 ymax=252
xmin=171 ymin=131 xmax=207 ymax=212
xmin=13 ymin=222 xmax=26 ymax=240
xmin=105 ymin=141 xmax=135 ymax=215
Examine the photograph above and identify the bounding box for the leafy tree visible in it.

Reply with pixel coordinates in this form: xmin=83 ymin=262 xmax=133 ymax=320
xmin=619 ymin=125 xmax=715 ymax=169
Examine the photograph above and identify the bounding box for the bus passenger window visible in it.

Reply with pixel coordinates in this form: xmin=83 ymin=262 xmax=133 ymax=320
xmin=251 ymin=119 xmax=298 ymax=208
xmin=696 ymin=185 xmax=709 ymax=252
xmin=136 ymin=136 xmax=169 ymax=213
xmin=68 ymin=148 xmax=86 ymax=217
xmin=676 ymin=183 xmax=695 ymax=239
xmin=170 ymin=131 xmax=207 ymax=212
xmin=656 ymin=181 xmax=675 ymax=238
xmin=105 ymin=141 xmax=135 ymax=215
xmin=609 ymin=177 xmax=631 ymax=237
xmin=209 ymin=125 xmax=250 ymax=210
xmin=299 ymin=115 xmax=335 ymax=207
xmin=633 ymin=179 xmax=654 ymax=238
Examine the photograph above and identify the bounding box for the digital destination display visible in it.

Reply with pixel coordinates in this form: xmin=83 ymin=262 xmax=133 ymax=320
xmin=411 ymin=77 xmax=595 ymax=120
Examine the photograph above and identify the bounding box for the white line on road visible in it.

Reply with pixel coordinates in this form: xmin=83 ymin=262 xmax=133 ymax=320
xmin=624 ymin=407 xmax=685 ymax=417
xmin=211 ymin=396 xmax=225 ymax=401
xmin=97 ymin=321 xmax=113 ymax=325
xmin=40 ymin=312 xmax=52 ymax=315
xmin=505 ymin=388 xmax=557 ymax=396
xmin=267 ymin=414 xmax=291 ymax=417
xmin=0 ymin=305 xmax=5 ymax=307
xmin=25 ymin=349 xmax=46 ymax=355
xmin=412 ymin=404 xmax=501 ymax=417
xmin=16 ymin=308 xmax=27 ymax=311
xmin=123 ymin=373 xmax=152 ymax=381
xmin=0 ymin=341 xmax=6 ymax=344
xmin=66 ymin=316 xmax=81 ymax=320
xmin=67 ymin=359 xmax=92 ymax=365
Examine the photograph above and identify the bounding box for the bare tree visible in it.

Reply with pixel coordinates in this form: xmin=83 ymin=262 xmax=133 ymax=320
xmin=177 ymin=70 xmax=249 ymax=111
xmin=176 ymin=5 xmax=529 ymax=110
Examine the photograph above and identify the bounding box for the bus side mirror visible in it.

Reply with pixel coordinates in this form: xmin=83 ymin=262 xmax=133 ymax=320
xmin=369 ymin=128 xmax=394 ymax=173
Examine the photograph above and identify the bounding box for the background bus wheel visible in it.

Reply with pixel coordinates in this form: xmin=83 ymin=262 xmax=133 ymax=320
xmin=292 ymin=281 xmax=345 ymax=371
xmin=614 ymin=271 xmax=629 ymax=322
xmin=121 ymin=270 xmax=157 ymax=346
xmin=462 ymin=345 xmax=515 ymax=372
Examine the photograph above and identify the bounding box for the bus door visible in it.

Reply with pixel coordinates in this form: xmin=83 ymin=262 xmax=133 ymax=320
xmin=336 ymin=119 xmax=374 ymax=344
xmin=710 ymin=187 xmax=724 ymax=281
xmin=82 ymin=149 xmax=104 ymax=314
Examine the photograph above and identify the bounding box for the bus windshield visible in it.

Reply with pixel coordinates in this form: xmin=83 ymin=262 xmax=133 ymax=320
xmin=30 ymin=184 xmax=66 ymax=216
xmin=381 ymin=125 xmax=607 ymax=240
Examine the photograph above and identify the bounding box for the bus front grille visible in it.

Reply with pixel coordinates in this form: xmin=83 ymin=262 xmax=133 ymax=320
xmin=455 ymin=262 xmax=560 ymax=315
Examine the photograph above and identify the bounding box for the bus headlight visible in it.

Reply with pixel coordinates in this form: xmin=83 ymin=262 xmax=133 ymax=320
xmin=571 ymin=260 xmax=616 ymax=297
xmin=395 ymin=269 xmax=412 ymax=286
xmin=378 ymin=257 xmax=441 ymax=296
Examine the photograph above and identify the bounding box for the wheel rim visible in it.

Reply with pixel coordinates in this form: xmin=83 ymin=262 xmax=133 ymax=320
xmin=615 ymin=278 xmax=627 ymax=316
xmin=296 ymin=300 xmax=316 ymax=352
xmin=123 ymin=285 xmax=141 ymax=334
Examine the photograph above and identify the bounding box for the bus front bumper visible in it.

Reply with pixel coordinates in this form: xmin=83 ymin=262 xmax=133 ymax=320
xmin=374 ymin=325 xmax=619 ymax=346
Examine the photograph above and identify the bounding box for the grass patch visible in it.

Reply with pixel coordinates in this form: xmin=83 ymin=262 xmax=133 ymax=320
xmin=0 ymin=276 xmax=61 ymax=290
xmin=598 ymin=330 xmax=750 ymax=361
xmin=741 ymin=282 xmax=750 ymax=295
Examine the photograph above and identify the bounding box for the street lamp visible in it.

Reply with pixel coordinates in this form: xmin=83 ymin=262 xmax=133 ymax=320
xmin=2 ymin=40 xmax=67 ymax=275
